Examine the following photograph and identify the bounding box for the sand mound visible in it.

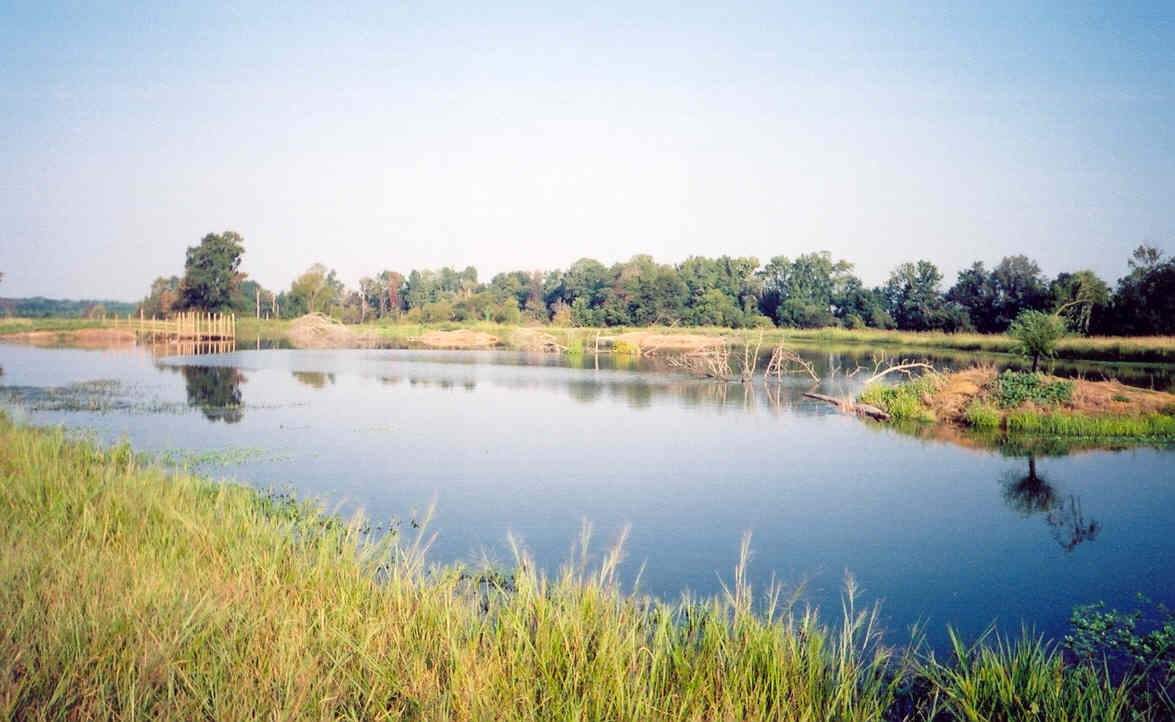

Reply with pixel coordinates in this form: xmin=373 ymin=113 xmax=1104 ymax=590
xmin=288 ymin=313 xmax=370 ymax=349
xmin=417 ymin=329 xmax=500 ymax=348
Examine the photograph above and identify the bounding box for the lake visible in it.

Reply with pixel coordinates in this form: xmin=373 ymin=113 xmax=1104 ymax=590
xmin=1 ymin=340 xmax=1172 ymax=650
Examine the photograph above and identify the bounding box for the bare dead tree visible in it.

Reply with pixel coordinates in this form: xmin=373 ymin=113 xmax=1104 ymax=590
xmin=664 ymin=342 xmax=734 ymax=380
xmin=764 ymin=341 xmax=819 ymax=383
xmin=739 ymin=331 xmax=764 ymax=381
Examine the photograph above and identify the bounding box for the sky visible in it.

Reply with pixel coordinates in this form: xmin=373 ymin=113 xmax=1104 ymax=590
xmin=1 ymin=1 xmax=1172 ymax=301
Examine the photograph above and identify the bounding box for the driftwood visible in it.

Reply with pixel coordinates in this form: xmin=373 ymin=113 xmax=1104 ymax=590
xmin=803 ymin=392 xmax=891 ymax=421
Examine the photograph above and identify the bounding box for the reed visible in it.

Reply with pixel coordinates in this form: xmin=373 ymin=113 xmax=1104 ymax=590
xmin=0 ymin=417 xmax=1166 ymax=720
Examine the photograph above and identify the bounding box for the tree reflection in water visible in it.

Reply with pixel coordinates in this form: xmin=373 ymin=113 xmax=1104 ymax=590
xmin=292 ymin=371 xmax=334 ymax=389
xmin=181 ymin=366 xmax=245 ymax=423
xmin=1001 ymin=455 xmax=1099 ymax=552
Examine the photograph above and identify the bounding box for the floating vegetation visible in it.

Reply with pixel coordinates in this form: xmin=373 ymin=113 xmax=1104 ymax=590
xmin=148 ymin=446 xmax=285 ymax=470
xmin=0 ymin=380 xmax=188 ymax=415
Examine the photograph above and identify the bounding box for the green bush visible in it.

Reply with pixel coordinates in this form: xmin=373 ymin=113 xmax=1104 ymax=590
xmin=987 ymin=371 xmax=1074 ymax=409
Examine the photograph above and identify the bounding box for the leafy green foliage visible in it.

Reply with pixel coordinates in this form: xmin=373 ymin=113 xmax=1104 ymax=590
xmin=986 ymin=370 xmax=1074 ymax=409
xmin=1007 ymin=310 xmax=1068 ymax=372
xmin=177 ymin=231 xmax=245 ymax=311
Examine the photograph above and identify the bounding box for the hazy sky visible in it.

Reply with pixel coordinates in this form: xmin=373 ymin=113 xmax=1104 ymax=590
xmin=1 ymin=1 xmax=1172 ymax=300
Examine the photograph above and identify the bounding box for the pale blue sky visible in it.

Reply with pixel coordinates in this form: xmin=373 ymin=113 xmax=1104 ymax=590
xmin=1 ymin=1 xmax=1172 ymax=299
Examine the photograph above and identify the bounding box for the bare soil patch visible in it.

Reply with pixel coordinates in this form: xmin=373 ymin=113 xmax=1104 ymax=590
xmin=288 ymin=313 xmax=375 ymax=349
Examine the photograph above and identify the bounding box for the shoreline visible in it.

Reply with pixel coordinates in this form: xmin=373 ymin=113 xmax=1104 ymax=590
xmin=5 ymin=316 xmax=1175 ymax=365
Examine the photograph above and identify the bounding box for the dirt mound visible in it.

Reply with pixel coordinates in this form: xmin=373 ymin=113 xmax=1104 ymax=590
xmin=929 ymin=366 xmax=997 ymax=419
xmin=611 ymin=332 xmax=725 ymax=353
xmin=288 ymin=313 xmax=371 ymax=349
xmin=509 ymin=328 xmax=565 ymax=352
xmin=417 ymin=330 xmax=500 ymax=348
xmin=926 ymin=366 xmax=1175 ymax=422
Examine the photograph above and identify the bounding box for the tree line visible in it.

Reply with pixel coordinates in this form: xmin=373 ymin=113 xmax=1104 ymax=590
xmin=139 ymin=231 xmax=1175 ymax=336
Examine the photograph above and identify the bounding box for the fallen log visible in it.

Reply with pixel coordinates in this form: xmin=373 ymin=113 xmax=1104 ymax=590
xmin=803 ymin=392 xmax=891 ymax=421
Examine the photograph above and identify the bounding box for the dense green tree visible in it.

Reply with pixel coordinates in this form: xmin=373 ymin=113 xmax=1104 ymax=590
xmin=757 ymin=252 xmax=860 ymax=328
xmin=286 ymin=263 xmax=343 ymax=316
xmin=1110 ymin=245 xmax=1175 ymax=335
xmin=1049 ymin=270 xmax=1110 ymax=335
xmin=947 ymin=262 xmax=1000 ymax=332
xmin=883 ymin=261 xmax=948 ymax=331
xmin=177 ymin=231 xmax=245 ymax=311
xmin=991 ymin=255 xmax=1049 ymax=328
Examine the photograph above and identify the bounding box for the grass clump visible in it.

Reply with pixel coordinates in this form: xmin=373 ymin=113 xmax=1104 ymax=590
xmin=858 ymin=373 xmax=944 ymax=423
xmin=986 ymin=370 xmax=1074 ymax=409
xmin=919 ymin=628 xmax=1137 ymax=721
xmin=963 ymin=401 xmax=1002 ymax=431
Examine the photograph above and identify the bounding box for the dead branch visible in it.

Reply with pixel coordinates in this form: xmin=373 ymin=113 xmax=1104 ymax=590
xmin=764 ymin=342 xmax=819 ymax=383
xmin=664 ymin=342 xmax=733 ymax=380
xmin=803 ymin=392 xmax=891 ymax=421
xmin=740 ymin=331 xmax=764 ymax=381
xmin=863 ymin=361 xmax=939 ymax=386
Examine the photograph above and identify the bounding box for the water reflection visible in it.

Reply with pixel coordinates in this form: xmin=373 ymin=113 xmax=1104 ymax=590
xmin=181 ymin=366 xmax=245 ymax=423
xmin=1001 ymin=455 xmax=1100 ymax=552
xmin=292 ymin=371 xmax=335 ymax=389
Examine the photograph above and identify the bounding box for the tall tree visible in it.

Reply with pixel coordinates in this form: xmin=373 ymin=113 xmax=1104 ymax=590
xmin=946 ymin=262 xmax=1000 ymax=332
xmin=1050 ymin=270 xmax=1110 ymax=335
xmin=177 ymin=231 xmax=245 ymax=311
xmin=1111 ymin=245 xmax=1175 ymax=335
xmin=287 ymin=263 xmax=343 ymax=316
xmin=882 ymin=260 xmax=948 ymax=330
xmin=991 ymin=255 xmax=1049 ymax=328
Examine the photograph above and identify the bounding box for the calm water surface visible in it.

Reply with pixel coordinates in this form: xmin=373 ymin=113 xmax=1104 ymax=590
xmin=2 ymin=342 xmax=1172 ymax=649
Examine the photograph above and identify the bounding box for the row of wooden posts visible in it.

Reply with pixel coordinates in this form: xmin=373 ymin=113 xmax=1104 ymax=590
xmin=109 ymin=310 xmax=236 ymax=341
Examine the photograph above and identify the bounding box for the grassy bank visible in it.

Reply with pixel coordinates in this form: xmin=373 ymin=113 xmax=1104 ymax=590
xmin=1 ymin=417 xmax=1169 ymax=719
xmin=0 ymin=317 xmax=107 ymax=336
xmin=859 ymin=367 xmax=1175 ymax=444
xmin=6 ymin=315 xmax=1175 ymax=364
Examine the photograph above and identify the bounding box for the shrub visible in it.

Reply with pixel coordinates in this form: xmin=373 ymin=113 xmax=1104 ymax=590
xmin=1007 ymin=310 xmax=1068 ymax=373
xmin=986 ymin=371 xmax=1073 ymax=409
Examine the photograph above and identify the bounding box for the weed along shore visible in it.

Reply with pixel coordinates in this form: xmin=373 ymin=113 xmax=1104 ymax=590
xmin=1 ymin=415 xmax=1172 ymax=720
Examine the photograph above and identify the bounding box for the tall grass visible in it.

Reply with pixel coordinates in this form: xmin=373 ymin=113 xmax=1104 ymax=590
xmin=1 ymin=417 xmax=1165 ymax=719
xmin=0 ymin=417 xmax=908 ymax=719
xmin=1004 ymin=411 xmax=1175 ymax=438
xmin=919 ymin=627 xmax=1138 ymax=721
